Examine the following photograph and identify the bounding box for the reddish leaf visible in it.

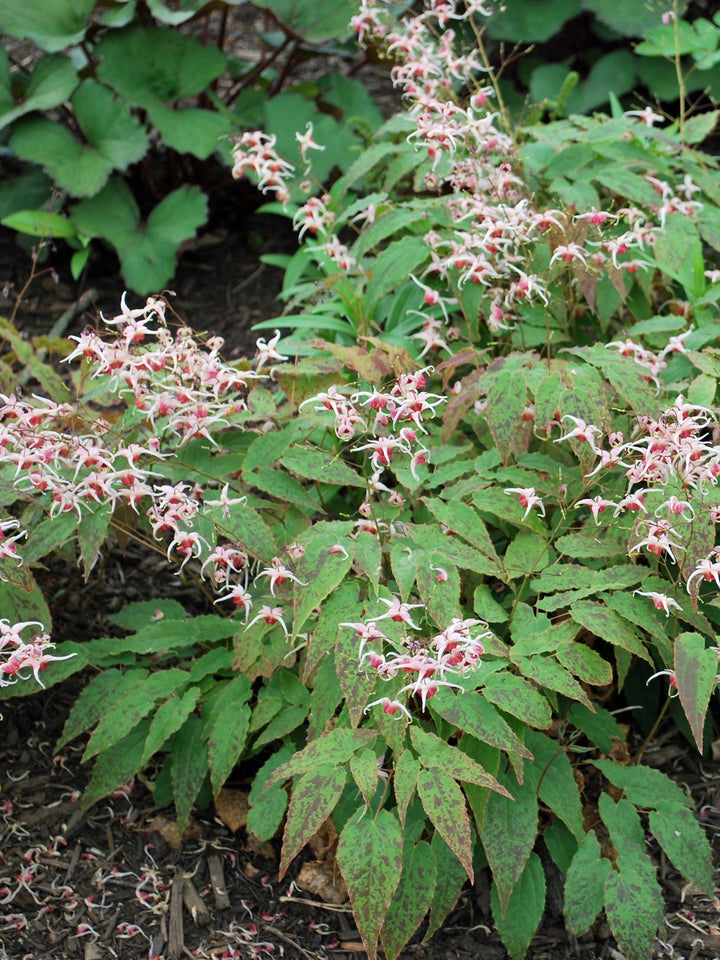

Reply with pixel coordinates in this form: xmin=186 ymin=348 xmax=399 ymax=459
xmin=485 ymin=370 xmax=527 ymax=465
xmin=674 ymin=631 xmax=717 ymax=752
xmin=416 ymin=768 xmax=474 ymax=881
xmin=279 ymin=763 xmax=346 ymax=879
xmin=337 ymin=809 xmax=403 ymax=960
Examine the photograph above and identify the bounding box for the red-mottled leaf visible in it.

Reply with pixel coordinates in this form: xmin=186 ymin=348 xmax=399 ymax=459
xmin=410 ymin=726 xmax=513 ymax=793
xmin=337 ymin=808 xmax=403 ymax=960
xmin=674 ymin=631 xmax=717 ymax=752
xmin=485 ymin=370 xmax=527 ymax=464
xmin=279 ymin=763 xmax=346 ymax=879
xmin=416 ymin=768 xmax=474 ymax=881
xmin=480 ymin=768 xmax=538 ymax=913
xmin=266 ymin=727 xmax=377 ymax=786
xmin=393 ymin=750 xmax=420 ymax=827
xmin=382 ymin=840 xmax=437 ymax=960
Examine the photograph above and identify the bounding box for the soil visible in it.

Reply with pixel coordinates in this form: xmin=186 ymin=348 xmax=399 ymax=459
xmin=1 ymin=13 xmax=720 ymax=960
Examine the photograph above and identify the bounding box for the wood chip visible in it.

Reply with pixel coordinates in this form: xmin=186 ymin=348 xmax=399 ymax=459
xmin=207 ymin=853 xmax=231 ymax=909
xmin=168 ymin=867 xmax=185 ymax=960
xmin=183 ymin=876 xmax=211 ymax=926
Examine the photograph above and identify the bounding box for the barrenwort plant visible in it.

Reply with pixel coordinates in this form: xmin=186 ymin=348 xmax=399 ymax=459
xmin=2 ymin=1 xmax=720 ymax=959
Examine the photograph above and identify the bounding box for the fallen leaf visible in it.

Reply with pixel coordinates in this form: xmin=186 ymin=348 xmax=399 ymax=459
xmin=146 ymin=815 xmax=202 ymax=848
xmin=214 ymin=788 xmax=249 ymax=833
xmin=308 ymin=816 xmax=339 ymax=860
xmin=297 ymin=859 xmax=347 ymax=905
xmin=246 ymin=832 xmax=277 ymax=861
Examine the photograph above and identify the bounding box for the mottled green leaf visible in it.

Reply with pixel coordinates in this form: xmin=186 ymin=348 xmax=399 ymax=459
xmin=649 ymin=801 xmax=713 ymax=894
xmin=382 ymin=841 xmax=437 ymax=960
xmin=208 ymin=702 xmax=251 ymax=795
xmin=491 ymin=852 xmax=545 ymax=957
xmin=675 ymin=631 xmax=717 ymax=752
xmin=564 ymin=831 xmax=611 ymax=935
xmin=170 ymin=714 xmax=209 ymax=831
xmin=417 ymin=768 xmax=473 ymax=881
xmin=337 ymin=809 xmax=403 ymax=960
xmin=280 ymin=763 xmax=347 ymax=878
xmin=480 ymin=768 xmax=538 ymax=912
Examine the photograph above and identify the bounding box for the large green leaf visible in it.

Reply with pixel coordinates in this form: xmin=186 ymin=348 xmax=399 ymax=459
xmin=0 ymin=51 xmax=78 ymax=131
xmin=170 ymin=714 xmax=209 ymax=830
xmin=674 ymin=631 xmax=717 ymax=752
xmin=82 ymin=718 xmax=152 ymax=810
xmin=208 ymin=702 xmax=251 ymax=795
xmin=491 ymin=852 xmax=546 ymax=958
xmin=564 ymin=832 xmax=611 ymax=935
xmin=0 ymin=0 xmax=95 ymax=52
xmin=649 ymin=801 xmax=713 ymax=894
xmin=431 ymin=688 xmax=533 ymax=760
xmin=337 ymin=809 xmax=403 ymax=960
xmin=481 ymin=767 xmax=537 ymax=912
xmin=266 ymin=727 xmax=377 ymax=786
xmin=253 ymin=0 xmax=354 ymax=42
xmin=416 ymin=769 xmax=474 ymax=881
xmin=280 ymin=763 xmax=347 ymax=878
xmin=96 ymin=25 xmax=225 ymax=103
xmin=381 ymin=840 xmax=437 ymax=960
xmin=487 ymin=0 xmax=581 ymax=41
xmin=11 ymin=80 xmax=149 ymax=197
xmin=71 ymin=177 xmax=208 ymax=294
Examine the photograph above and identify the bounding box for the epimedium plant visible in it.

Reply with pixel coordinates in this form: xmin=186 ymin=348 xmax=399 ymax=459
xmin=1 ymin=2 xmax=720 ymax=960
xmin=0 ymin=0 xmax=379 ymax=294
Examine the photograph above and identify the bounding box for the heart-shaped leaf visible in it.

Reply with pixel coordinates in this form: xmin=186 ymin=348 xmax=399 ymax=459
xmin=71 ymin=177 xmax=208 ymax=294
xmin=0 ymin=0 xmax=95 ymax=53
xmin=10 ymin=80 xmax=149 ymax=197
xmin=0 ymin=51 xmax=78 ymax=131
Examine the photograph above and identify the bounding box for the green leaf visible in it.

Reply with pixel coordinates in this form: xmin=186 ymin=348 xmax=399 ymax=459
xmin=416 ymin=768 xmax=474 ymax=881
xmin=422 ymin=498 xmax=500 ymax=563
xmin=281 ymin=446 xmax=364 ymax=488
xmin=266 ymin=727 xmax=378 ymax=786
xmin=410 ymin=726 xmax=515 ymax=792
xmin=108 ymin=599 xmax=187 ymax=631
xmin=336 ymin=624 xmax=375 ymax=729
xmin=487 ymin=0 xmax=581 ymax=42
xmin=0 ymin=0 xmax=95 ymax=52
xmin=141 ymin=688 xmax=201 ymax=767
xmin=0 ymin=52 xmax=78 ymax=130
xmin=564 ymin=832 xmax=611 ymax=935
xmin=480 ymin=768 xmax=538 ymax=912
xmin=515 ymin=655 xmax=593 ymax=708
xmin=254 ymin=0 xmax=353 ymax=42
xmin=170 ymin=714 xmax=209 ymax=831
xmin=293 ymin=521 xmax=355 ymax=635
xmin=83 ymin=670 xmax=189 ymax=761
xmin=567 ymin=702 xmax=623 ymax=753
xmin=604 ymin=864 xmax=665 ymax=960
xmin=71 ymin=177 xmax=208 ymax=295
xmin=382 ymin=840 xmax=437 ymax=960
xmin=556 ymin=641 xmax=613 ymax=686
xmin=414 ymin=554 xmax=460 ymax=629
xmin=350 ymin=748 xmax=381 ymax=807
xmin=209 ymin=498 xmax=277 ymax=562
xmin=505 ymin=531 xmax=554 ymax=578
xmin=208 ymin=702 xmax=251 ymax=795
xmin=393 ymin=751 xmax=420 ymax=828
xmin=485 ymin=370 xmax=527 ymax=465
xmin=82 ymin=718 xmax=151 ymax=810
xmin=592 ymin=759 xmax=692 ymax=809
xmin=96 ymin=25 xmax=225 ymax=103
xmin=683 ymin=110 xmax=720 ymax=143
xmin=337 ymin=809 xmax=403 ymax=960
xmin=525 ymin=730 xmax=584 ymax=840
xmin=146 ymin=101 xmax=229 ymax=159
xmin=10 ymin=81 xmax=149 ymax=198
xmin=247 ymin=747 xmax=292 ymax=841
xmin=555 ymin=528 xmax=627 ymax=559
xmin=570 ymin=600 xmax=651 ymax=664
xmin=491 ymin=852 xmax=545 ymax=958
xmin=431 ymin=688 xmax=533 ymax=760
xmin=674 ymin=631 xmax=717 ymax=752
xmin=279 ymin=763 xmax=347 ymax=878
xmin=424 ymin=832 xmax=468 ymax=940
xmin=481 ymin=673 xmax=552 ymax=729
xmin=57 ymin=669 xmax=133 ymax=750
xmin=649 ymin=801 xmax=713 ymax=894
xmin=365 ymin=237 xmax=429 ymax=310
xmin=77 ymin=501 xmax=114 ymax=580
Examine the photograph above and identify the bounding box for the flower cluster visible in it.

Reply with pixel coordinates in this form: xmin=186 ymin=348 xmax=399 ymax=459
xmin=0 ymin=620 xmax=73 ymax=689
xmin=557 ymin=394 xmax=720 ymax=601
xmin=345 ymin=597 xmax=490 ymax=720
